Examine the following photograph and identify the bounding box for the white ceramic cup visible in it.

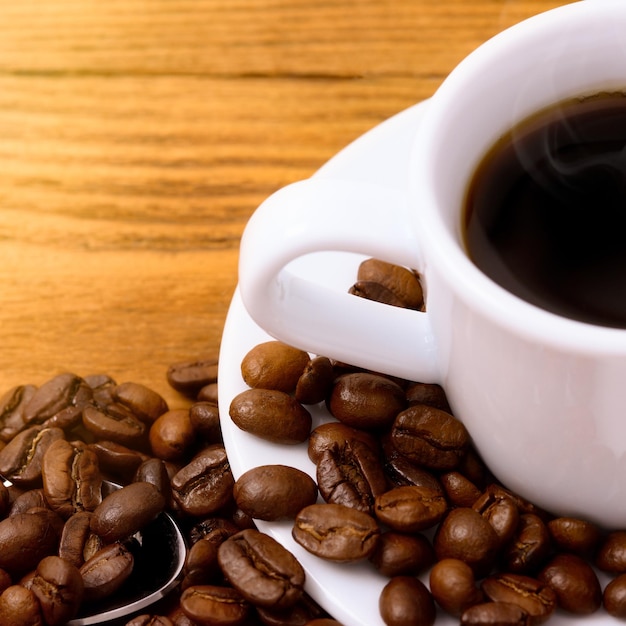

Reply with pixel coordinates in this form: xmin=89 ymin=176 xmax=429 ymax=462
xmin=238 ymin=0 xmax=626 ymax=528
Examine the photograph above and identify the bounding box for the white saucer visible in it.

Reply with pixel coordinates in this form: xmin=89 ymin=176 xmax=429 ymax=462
xmin=218 ymin=101 xmax=613 ymax=625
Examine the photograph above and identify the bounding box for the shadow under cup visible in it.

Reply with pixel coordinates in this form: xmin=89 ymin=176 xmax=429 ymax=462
xmin=408 ymin=0 xmax=626 ymax=527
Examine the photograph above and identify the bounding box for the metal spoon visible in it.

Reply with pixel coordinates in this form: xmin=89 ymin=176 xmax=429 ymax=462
xmin=2 ymin=476 xmax=186 ymax=625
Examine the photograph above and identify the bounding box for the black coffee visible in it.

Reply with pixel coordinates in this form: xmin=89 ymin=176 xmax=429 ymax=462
xmin=463 ymin=92 xmax=626 ymax=328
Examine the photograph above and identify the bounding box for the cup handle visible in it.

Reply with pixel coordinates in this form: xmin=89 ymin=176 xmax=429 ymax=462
xmin=238 ymin=177 xmax=440 ymax=382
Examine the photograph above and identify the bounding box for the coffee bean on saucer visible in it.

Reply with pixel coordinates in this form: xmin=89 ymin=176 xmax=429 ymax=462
xmin=378 ymin=576 xmax=436 ymax=626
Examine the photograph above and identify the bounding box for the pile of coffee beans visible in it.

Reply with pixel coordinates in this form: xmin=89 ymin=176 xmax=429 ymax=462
xmin=2 ymin=258 xmax=626 ymax=625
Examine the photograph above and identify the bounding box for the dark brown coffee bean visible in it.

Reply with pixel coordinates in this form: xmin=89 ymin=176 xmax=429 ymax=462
xmin=233 ymin=464 xmax=318 ymax=521
xmin=30 ymin=555 xmax=84 ymax=625
xmin=218 ymin=529 xmax=305 ymax=610
xmin=327 ymin=372 xmax=405 ymax=430
xmin=90 ymin=481 xmax=166 ymax=543
xmin=134 ymin=457 xmax=173 ymax=502
xmin=41 ymin=439 xmax=102 ymax=519
xmin=189 ymin=517 xmax=240 ymax=546
xmin=0 ymin=384 xmax=37 ymax=443
xmin=241 ymin=341 xmax=310 ymax=393
xmin=356 ymin=258 xmax=424 ymax=310
xmin=430 ymin=558 xmax=484 ymax=617
xmin=183 ymin=538 xmax=221 ymax=587
xmin=504 ymin=513 xmax=551 ymax=574
xmin=308 ymin=422 xmax=379 ymax=464
xmin=23 ymin=373 xmax=93 ymax=430
xmin=88 ymin=439 xmax=149 ymax=482
xmin=180 ymin=584 xmax=250 ymax=626
xmin=166 ymin=357 xmax=219 ymax=398
xmin=79 ymin=541 xmax=134 ymax=602
xmin=229 ymin=389 xmax=312 ymax=444
xmin=295 ymin=356 xmax=335 ymax=405
xmin=538 ymin=553 xmax=601 ymax=615
xmin=460 ymin=602 xmax=530 ymax=626
xmin=349 ymin=280 xmax=408 ymax=307
xmin=369 ymin=530 xmax=435 ymax=577
xmin=381 ymin=437 xmax=444 ymax=494
xmin=8 ymin=487 xmax=48 ymax=515
xmin=472 ymin=484 xmax=520 ymax=548
xmin=112 ymin=381 xmax=168 ymax=423
xmin=149 ymin=408 xmax=196 ymax=462
xmin=391 ymin=404 xmax=469 ymax=470
xmin=172 ymin=444 xmax=235 ymax=517
xmin=440 ymin=471 xmax=481 ymax=508
xmin=378 ymin=576 xmax=435 ymax=626
xmin=434 ymin=507 xmax=499 ymax=577
xmin=305 ymin=620 xmax=343 ymax=626
xmin=82 ymin=401 xmax=147 ymax=449
xmin=59 ymin=511 xmax=103 ymax=568
xmin=604 ymin=573 xmax=626 ymax=618
xmin=126 ymin=616 xmax=174 ymax=626
xmin=481 ymin=573 xmax=557 ymax=624
xmin=547 ymin=516 xmax=603 ymax=557
xmin=405 ymin=382 xmax=451 ymax=412
xmin=0 ymin=512 xmax=59 ymax=575
xmin=317 ymin=439 xmax=387 ymax=513
xmin=0 ymin=585 xmax=44 ymax=626
xmin=189 ymin=402 xmax=223 ymax=443
xmin=293 ymin=503 xmax=380 ymax=562
xmin=374 ymin=485 xmax=447 ymax=533
xmin=254 ymin=593 xmax=327 ymax=626
xmin=597 ymin=530 xmax=626 ymax=573
xmin=0 ymin=425 xmax=65 ymax=488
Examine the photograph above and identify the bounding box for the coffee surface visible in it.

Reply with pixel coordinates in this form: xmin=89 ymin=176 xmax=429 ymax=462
xmin=464 ymin=92 xmax=626 ymax=328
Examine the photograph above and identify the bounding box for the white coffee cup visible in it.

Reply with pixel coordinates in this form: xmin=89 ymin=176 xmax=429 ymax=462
xmin=238 ymin=0 xmax=626 ymax=528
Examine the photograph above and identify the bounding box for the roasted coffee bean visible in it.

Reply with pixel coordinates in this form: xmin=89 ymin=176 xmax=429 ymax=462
xmin=255 ymin=593 xmax=327 ymax=625
xmin=9 ymin=487 xmax=47 ymax=515
xmin=504 ymin=513 xmax=551 ymax=574
xmin=233 ymin=464 xmax=318 ymax=521
xmin=80 ymin=541 xmax=134 ymax=602
xmin=28 ymin=506 xmax=65 ymax=539
xmin=0 ymin=425 xmax=65 ymax=488
xmin=59 ymin=511 xmax=103 ymax=568
xmin=547 ymin=516 xmax=603 ymax=557
xmin=113 ymin=381 xmax=168 ymax=423
xmin=167 ymin=605 xmax=197 ymax=626
xmin=429 ymin=558 xmax=484 ymax=617
xmin=473 ymin=484 xmax=520 ymax=548
xmin=538 ymin=553 xmax=601 ymax=615
xmin=327 ymin=372 xmax=405 ymax=430
xmin=434 ymin=507 xmax=499 ymax=577
xmin=166 ymin=357 xmax=219 ymax=398
xmin=369 ymin=530 xmax=435 ymax=577
xmin=179 ymin=584 xmax=250 ymax=626
xmin=356 ymin=258 xmax=424 ymax=310
xmin=293 ymin=503 xmax=380 ymax=562
xmin=295 ymin=356 xmax=335 ymax=405
xmin=218 ymin=529 xmax=305 ymax=610
xmin=0 ymin=511 xmax=59 ymax=575
xmin=182 ymin=538 xmax=221 ymax=587
xmin=349 ymin=280 xmax=408 ymax=307
xmin=197 ymin=382 xmax=219 ymax=405
xmin=149 ymin=408 xmax=196 ymax=462
xmin=374 ymin=485 xmax=447 ymax=533
xmin=23 ymin=373 xmax=93 ymax=430
xmin=241 ymin=341 xmax=310 ymax=393
xmin=0 ymin=384 xmax=37 ymax=443
xmin=171 ymin=444 xmax=234 ymax=517
xmin=88 ymin=440 xmax=149 ymax=482
xmin=460 ymin=602 xmax=530 ymax=626
xmin=41 ymin=439 xmax=102 ymax=519
xmin=0 ymin=585 xmax=44 ymax=626
xmin=189 ymin=402 xmax=223 ymax=444
xmin=90 ymin=481 xmax=166 ymax=543
xmin=84 ymin=374 xmax=117 ymax=407
xmin=0 ymin=482 xmax=8 ymax=518
xmin=189 ymin=517 xmax=240 ymax=546
xmin=134 ymin=457 xmax=173 ymax=502
xmin=440 ymin=471 xmax=481 ymax=508
xmin=316 ymin=439 xmax=387 ymax=513
xmin=597 ymin=530 xmax=626 ymax=573
xmin=378 ymin=576 xmax=435 ymax=626
xmin=30 ymin=555 xmax=84 ymax=625
xmin=481 ymin=573 xmax=557 ymax=624
xmin=604 ymin=573 xmax=626 ymax=618
xmin=381 ymin=437 xmax=444 ymax=494
xmin=229 ymin=389 xmax=312 ymax=444
xmin=126 ymin=616 xmax=174 ymax=626
xmin=391 ymin=404 xmax=469 ymax=470
xmin=308 ymin=422 xmax=379 ymax=464
xmin=82 ymin=402 xmax=147 ymax=449
xmin=405 ymin=382 xmax=451 ymax=412
xmin=305 ymin=620 xmax=343 ymax=626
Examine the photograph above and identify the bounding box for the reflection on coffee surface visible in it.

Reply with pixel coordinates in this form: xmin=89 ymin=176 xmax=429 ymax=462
xmin=464 ymin=92 xmax=626 ymax=328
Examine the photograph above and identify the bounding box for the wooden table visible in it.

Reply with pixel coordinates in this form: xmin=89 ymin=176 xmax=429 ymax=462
xmin=0 ymin=0 xmax=569 ymax=409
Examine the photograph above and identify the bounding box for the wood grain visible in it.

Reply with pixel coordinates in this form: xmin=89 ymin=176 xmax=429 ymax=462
xmin=0 ymin=0 xmax=569 ymax=406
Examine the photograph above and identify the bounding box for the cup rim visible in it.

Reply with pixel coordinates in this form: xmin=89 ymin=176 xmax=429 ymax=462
xmin=409 ymin=0 xmax=626 ymax=354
